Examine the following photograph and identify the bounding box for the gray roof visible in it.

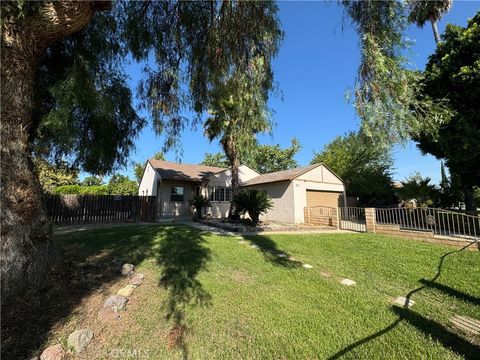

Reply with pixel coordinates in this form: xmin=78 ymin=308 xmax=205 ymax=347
xmin=243 ymin=164 xmax=321 ymax=186
xmin=149 ymin=159 xmax=225 ymax=181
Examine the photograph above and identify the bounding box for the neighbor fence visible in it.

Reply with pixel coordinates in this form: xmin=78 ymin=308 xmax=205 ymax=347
xmin=45 ymin=195 xmax=156 ymax=224
xmin=304 ymin=205 xmax=337 ymax=227
xmin=375 ymin=207 xmax=480 ymax=241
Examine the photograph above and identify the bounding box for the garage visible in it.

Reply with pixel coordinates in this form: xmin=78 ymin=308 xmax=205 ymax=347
xmin=306 ymin=190 xmax=342 ymax=208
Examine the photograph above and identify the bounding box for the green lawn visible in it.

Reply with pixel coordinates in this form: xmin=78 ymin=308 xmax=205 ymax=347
xmin=13 ymin=225 xmax=480 ymax=359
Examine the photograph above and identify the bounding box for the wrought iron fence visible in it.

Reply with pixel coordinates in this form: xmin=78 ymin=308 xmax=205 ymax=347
xmin=339 ymin=207 xmax=366 ymax=232
xmin=375 ymin=207 xmax=480 ymax=240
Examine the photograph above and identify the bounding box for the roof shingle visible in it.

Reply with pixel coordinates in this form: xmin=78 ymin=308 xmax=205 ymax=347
xmin=149 ymin=159 xmax=225 ymax=181
xmin=243 ymin=164 xmax=320 ymax=186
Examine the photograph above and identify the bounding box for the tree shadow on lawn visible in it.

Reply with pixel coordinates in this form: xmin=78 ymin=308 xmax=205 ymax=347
xmin=242 ymin=234 xmax=303 ymax=268
xmin=328 ymin=241 xmax=480 ymax=360
xmin=156 ymin=225 xmax=212 ymax=360
xmin=1 ymin=224 xmax=160 ymax=360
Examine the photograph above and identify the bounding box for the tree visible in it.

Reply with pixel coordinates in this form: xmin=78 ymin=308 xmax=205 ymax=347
xmin=200 ymin=153 xmax=229 ymax=168
xmin=33 ymin=158 xmax=79 ymax=193
xmin=408 ymin=0 xmax=452 ymax=44
xmin=133 ymin=162 xmax=145 ymax=184
xmin=414 ymin=12 xmax=480 ymax=212
xmin=395 ymin=173 xmax=439 ymax=207
xmin=1 ymin=0 xmax=283 ymax=300
xmin=81 ymin=176 xmax=103 ymax=187
xmin=233 ymin=189 xmax=273 ymax=225
xmin=311 ymin=132 xmax=396 ymax=205
xmin=107 ymin=174 xmax=138 ymax=195
xmin=153 ymin=152 xmax=165 ymax=161
xmin=244 ymin=138 xmax=301 ymax=174
xmin=342 ymin=0 xmax=451 ymax=144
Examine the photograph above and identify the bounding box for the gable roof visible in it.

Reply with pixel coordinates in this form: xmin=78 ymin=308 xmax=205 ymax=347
xmin=243 ymin=164 xmax=322 ymax=186
xmin=148 ymin=159 xmax=225 ymax=181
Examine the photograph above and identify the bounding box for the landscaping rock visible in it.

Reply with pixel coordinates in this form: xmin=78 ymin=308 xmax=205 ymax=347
xmin=103 ymin=295 xmax=128 ymax=310
xmin=97 ymin=307 xmax=121 ymax=323
xmin=130 ymin=273 xmax=144 ymax=286
xmin=40 ymin=344 xmax=65 ymax=360
xmin=393 ymin=296 xmax=415 ymax=307
xmin=121 ymin=263 xmax=134 ymax=276
xmin=276 ymin=253 xmax=287 ymax=258
xmin=117 ymin=285 xmax=135 ymax=297
xmin=340 ymin=278 xmax=357 ymax=286
xmin=67 ymin=328 xmax=93 ymax=353
xmin=302 ymin=264 xmax=313 ymax=269
xmin=250 ymin=244 xmax=259 ymax=249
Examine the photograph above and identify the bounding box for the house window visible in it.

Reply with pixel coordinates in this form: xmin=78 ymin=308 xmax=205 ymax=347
xmin=209 ymin=186 xmax=231 ymax=202
xmin=170 ymin=186 xmax=184 ymax=202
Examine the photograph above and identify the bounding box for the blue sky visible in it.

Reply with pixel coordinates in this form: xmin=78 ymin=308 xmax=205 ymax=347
xmin=114 ymin=0 xmax=479 ymax=184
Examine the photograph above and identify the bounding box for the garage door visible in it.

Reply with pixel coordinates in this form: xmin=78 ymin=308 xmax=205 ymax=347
xmin=306 ymin=190 xmax=341 ymax=208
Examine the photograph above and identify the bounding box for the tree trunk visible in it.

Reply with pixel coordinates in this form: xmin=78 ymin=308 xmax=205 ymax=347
xmin=431 ymin=20 xmax=441 ymax=44
xmin=222 ymin=136 xmax=240 ymax=219
xmin=0 ymin=1 xmax=107 ymax=302
xmin=463 ymin=185 xmax=477 ymax=215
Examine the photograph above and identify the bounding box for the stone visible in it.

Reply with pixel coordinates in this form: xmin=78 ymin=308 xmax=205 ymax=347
xmin=97 ymin=307 xmax=121 ymax=323
xmin=340 ymin=278 xmax=357 ymax=286
xmin=250 ymin=244 xmax=259 ymax=249
xmin=121 ymin=263 xmax=134 ymax=276
xmin=40 ymin=344 xmax=65 ymax=360
xmin=238 ymin=240 xmax=246 ymax=244
xmin=117 ymin=285 xmax=135 ymax=297
xmin=393 ymin=296 xmax=415 ymax=307
xmin=302 ymin=264 xmax=313 ymax=269
xmin=67 ymin=328 xmax=93 ymax=353
xmin=103 ymin=295 xmax=128 ymax=310
xmin=276 ymin=253 xmax=287 ymax=258
xmin=130 ymin=273 xmax=144 ymax=286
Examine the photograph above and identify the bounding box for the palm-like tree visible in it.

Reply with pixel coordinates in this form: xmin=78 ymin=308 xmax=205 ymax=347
xmin=204 ymin=72 xmax=271 ymax=218
xmin=408 ymin=0 xmax=453 ymax=44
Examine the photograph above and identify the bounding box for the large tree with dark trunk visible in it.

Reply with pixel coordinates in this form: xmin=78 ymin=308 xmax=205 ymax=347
xmin=1 ymin=0 xmax=283 ymax=301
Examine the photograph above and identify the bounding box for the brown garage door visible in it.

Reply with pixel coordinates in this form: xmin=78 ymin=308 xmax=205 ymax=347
xmin=306 ymin=190 xmax=341 ymax=208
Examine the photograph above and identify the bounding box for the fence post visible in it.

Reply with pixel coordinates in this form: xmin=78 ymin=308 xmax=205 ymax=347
xmin=336 ymin=207 xmax=341 ymax=229
xmin=365 ymin=208 xmax=376 ymax=233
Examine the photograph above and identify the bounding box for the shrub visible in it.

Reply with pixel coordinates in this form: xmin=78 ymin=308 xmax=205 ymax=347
xmin=233 ymin=189 xmax=273 ymax=225
xmin=52 ymin=184 xmax=82 ymax=194
xmin=189 ymin=195 xmax=211 ymax=219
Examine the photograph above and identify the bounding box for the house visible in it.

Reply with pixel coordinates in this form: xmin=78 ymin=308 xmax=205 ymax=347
xmin=138 ymin=159 xmax=346 ymax=223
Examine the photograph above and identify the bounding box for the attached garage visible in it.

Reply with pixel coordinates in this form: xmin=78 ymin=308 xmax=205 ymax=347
xmin=243 ymin=163 xmax=346 ymax=223
xmin=306 ymin=190 xmax=342 ymax=209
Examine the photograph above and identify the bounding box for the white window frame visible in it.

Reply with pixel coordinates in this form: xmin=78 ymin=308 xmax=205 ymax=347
xmin=209 ymin=186 xmax=231 ymax=202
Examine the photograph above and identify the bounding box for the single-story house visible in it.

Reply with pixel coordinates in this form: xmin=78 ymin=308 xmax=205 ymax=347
xmin=138 ymin=159 xmax=346 ymax=223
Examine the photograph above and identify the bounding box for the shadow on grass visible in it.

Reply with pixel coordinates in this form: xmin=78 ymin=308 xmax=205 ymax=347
xmin=242 ymin=234 xmax=303 ymax=268
xmin=156 ymin=226 xmax=212 ymax=360
xmin=328 ymin=241 xmax=479 ymax=360
xmin=1 ymin=224 xmax=161 ymax=360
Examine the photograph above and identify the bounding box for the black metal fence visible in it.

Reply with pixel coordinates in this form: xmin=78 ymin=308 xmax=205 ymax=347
xmin=375 ymin=207 xmax=480 ymax=240
xmin=339 ymin=207 xmax=366 ymax=232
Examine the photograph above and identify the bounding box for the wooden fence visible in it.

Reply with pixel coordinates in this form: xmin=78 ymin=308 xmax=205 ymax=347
xmin=45 ymin=195 xmax=156 ymax=224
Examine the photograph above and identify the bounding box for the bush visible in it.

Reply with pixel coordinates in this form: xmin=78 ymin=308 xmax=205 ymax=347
xmin=233 ymin=189 xmax=273 ymax=225
xmin=52 ymin=184 xmax=109 ymax=195
xmin=189 ymin=195 xmax=211 ymax=219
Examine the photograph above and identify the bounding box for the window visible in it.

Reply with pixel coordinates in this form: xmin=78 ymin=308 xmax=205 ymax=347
xmin=170 ymin=186 xmax=184 ymax=202
xmin=209 ymin=186 xmax=231 ymax=202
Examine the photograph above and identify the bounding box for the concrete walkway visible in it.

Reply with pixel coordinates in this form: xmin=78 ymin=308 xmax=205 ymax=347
xmin=177 ymin=219 xmax=353 ymax=236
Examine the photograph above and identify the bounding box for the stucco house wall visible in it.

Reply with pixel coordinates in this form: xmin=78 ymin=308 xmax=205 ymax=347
xmin=249 ymin=181 xmax=295 ymax=223
xmin=157 ymin=180 xmax=197 ymax=217
xmin=138 ymin=162 xmax=160 ymax=196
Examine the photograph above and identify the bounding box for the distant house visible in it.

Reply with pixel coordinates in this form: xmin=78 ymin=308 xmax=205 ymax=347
xmin=138 ymin=159 xmax=346 ymax=223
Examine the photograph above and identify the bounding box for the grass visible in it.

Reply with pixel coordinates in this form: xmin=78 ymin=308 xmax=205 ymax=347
xmin=3 ymin=224 xmax=479 ymax=359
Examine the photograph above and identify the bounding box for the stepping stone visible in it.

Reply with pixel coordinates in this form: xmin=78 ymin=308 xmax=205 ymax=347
xmin=250 ymin=244 xmax=259 ymax=249
xmin=238 ymin=240 xmax=246 ymax=244
xmin=40 ymin=345 xmax=65 ymax=360
xmin=340 ymin=278 xmax=357 ymax=286
xmin=303 ymin=264 xmax=313 ymax=269
xmin=103 ymin=295 xmax=128 ymax=310
xmin=450 ymin=315 xmax=480 ymax=335
xmin=117 ymin=285 xmax=135 ymax=297
xmin=130 ymin=273 xmax=144 ymax=287
xmin=276 ymin=253 xmax=287 ymax=258
xmin=67 ymin=328 xmax=93 ymax=353
xmin=97 ymin=307 xmax=121 ymax=323
xmin=121 ymin=263 xmax=134 ymax=276
xmin=393 ymin=296 xmax=415 ymax=307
